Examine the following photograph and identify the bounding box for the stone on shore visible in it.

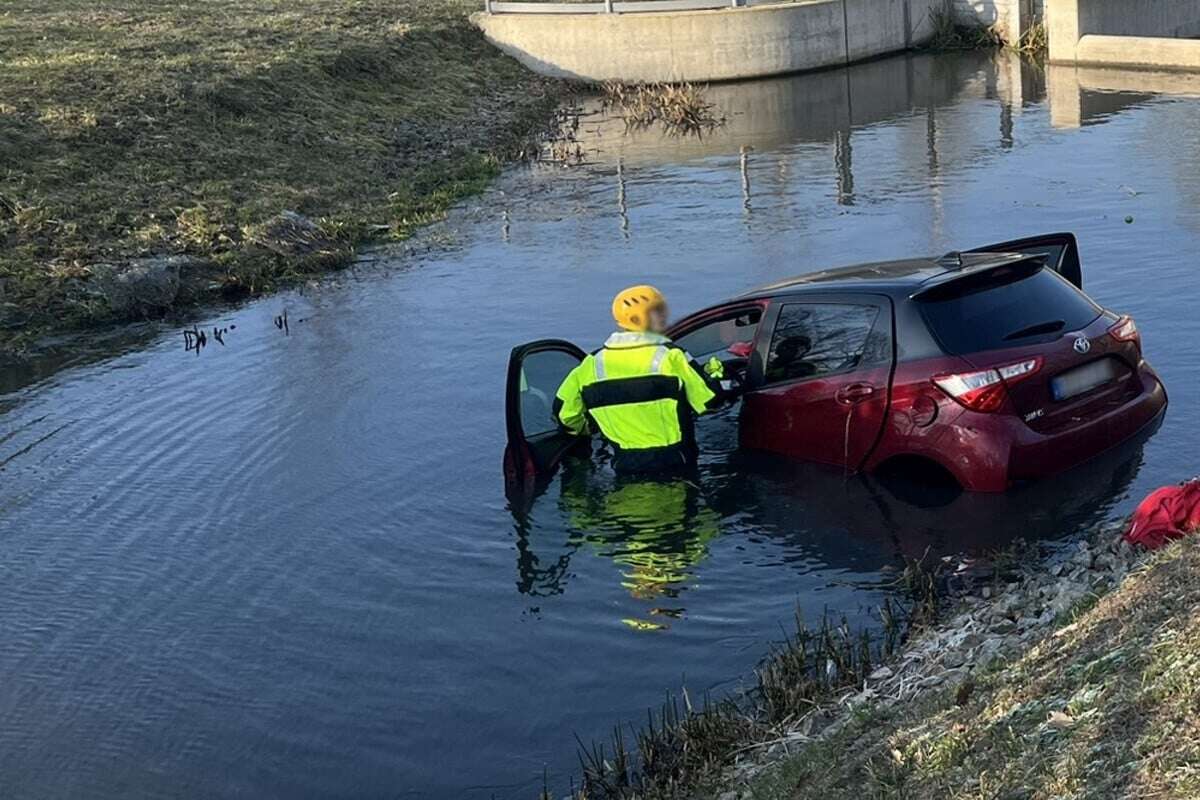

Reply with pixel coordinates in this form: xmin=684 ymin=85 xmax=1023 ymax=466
xmin=248 ymin=211 xmax=348 ymax=263
xmin=87 ymin=255 xmax=210 ymax=316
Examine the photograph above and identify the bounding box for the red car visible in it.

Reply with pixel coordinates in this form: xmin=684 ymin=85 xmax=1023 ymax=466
xmin=505 ymin=234 xmax=1167 ymax=493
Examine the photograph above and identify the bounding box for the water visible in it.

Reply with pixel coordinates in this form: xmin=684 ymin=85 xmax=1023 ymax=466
xmin=2 ymin=51 xmax=1199 ymax=798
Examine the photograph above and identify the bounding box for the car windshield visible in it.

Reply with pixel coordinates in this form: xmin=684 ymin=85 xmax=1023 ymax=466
xmin=918 ymin=263 xmax=1100 ymax=355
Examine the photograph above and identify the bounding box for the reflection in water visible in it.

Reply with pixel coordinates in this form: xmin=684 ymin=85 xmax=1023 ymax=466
xmin=1047 ymin=64 xmax=1200 ymax=129
xmin=560 ymin=469 xmax=719 ymax=630
xmin=512 ymin=461 xmax=721 ymax=621
xmin=723 ymin=419 xmax=1151 ymax=564
xmin=835 ymin=130 xmax=854 ymax=206
xmin=617 ymin=159 xmax=630 ymax=237
xmin=740 ymin=146 xmax=752 ymax=213
xmin=512 ymin=414 xmax=1154 ymax=625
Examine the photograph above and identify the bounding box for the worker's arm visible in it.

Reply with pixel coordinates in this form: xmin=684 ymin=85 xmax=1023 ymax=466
xmin=554 ymin=358 xmax=591 ymax=435
xmin=667 ymin=349 xmax=720 ymax=414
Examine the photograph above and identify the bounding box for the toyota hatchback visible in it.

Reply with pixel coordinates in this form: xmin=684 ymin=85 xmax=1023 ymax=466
xmin=505 ymin=234 xmax=1167 ymax=493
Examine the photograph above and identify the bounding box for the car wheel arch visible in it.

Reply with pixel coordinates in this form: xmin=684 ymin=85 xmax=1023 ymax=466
xmin=869 ymin=452 xmax=966 ymax=490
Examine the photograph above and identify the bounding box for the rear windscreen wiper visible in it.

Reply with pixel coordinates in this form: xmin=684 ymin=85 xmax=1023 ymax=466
xmin=1003 ymin=319 xmax=1066 ymax=341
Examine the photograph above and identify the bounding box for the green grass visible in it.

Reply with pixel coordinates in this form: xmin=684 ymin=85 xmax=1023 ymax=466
xmin=746 ymin=538 xmax=1200 ymax=800
xmin=0 ymin=0 xmax=566 ymax=349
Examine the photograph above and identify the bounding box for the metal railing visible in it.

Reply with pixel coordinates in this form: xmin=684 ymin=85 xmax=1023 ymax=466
xmin=485 ymin=0 xmax=792 ymax=13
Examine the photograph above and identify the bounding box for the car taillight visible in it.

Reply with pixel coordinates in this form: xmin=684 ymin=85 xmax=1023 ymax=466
xmin=932 ymin=358 xmax=1042 ymax=413
xmin=1109 ymin=315 xmax=1140 ymax=347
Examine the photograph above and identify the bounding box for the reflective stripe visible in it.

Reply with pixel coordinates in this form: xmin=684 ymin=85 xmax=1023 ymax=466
xmin=649 ymin=345 xmax=669 ymax=374
xmin=604 ymin=331 xmax=671 ymax=348
xmin=594 ymin=350 xmax=607 ymax=380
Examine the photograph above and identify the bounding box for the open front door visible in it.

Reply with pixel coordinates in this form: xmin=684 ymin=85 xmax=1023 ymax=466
xmin=504 ymin=339 xmax=588 ymax=499
xmin=967 ymin=232 xmax=1082 ymax=288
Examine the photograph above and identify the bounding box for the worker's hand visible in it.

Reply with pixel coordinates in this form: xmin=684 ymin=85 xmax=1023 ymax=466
xmin=704 ymin=357 xmax=725 ymax=380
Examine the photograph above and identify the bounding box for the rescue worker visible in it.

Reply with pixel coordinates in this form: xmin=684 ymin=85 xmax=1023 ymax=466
xmin=554 ymin=285 xmax=728 ymax=474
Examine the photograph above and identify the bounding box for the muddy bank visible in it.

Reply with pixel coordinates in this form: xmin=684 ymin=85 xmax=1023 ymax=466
xmin=0 ymin=0 xmax=569 ymax=358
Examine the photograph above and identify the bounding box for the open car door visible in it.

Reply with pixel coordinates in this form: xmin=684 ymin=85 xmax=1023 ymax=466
xmin=504 ymin=339 xmax=588 ymax=500
xmin=967 ymin=232 xmax=1082 ymax=289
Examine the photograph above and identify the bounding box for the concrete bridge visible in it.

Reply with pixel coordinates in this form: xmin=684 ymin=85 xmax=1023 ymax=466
xmin=472 ymin=0 xmax=947 ymax=83
xmin=472 ymin=0 xmax=1200 ymax=84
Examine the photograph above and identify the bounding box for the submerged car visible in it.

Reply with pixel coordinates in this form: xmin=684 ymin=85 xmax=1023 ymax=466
xmin=505 ymin=233 xmax=1167 ymax=493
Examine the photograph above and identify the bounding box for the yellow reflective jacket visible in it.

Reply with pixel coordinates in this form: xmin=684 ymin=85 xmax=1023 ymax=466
xmin=555 ymin=332 xmax=718 ymax=471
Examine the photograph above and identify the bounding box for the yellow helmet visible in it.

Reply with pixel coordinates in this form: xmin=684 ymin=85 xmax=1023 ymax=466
xmin=612 ymin=285 xmax=666 ymax=332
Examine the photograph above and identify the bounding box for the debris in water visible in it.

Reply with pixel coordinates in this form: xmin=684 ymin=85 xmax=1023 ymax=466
xmin=184 ymin=325 xmax=207 ymax=354
xmin=184 ymin=324 xmax=233 ymax=354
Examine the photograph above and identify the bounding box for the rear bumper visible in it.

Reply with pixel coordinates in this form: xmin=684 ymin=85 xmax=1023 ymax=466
xmin=939 ymin=367 xmax=1167 ymax=492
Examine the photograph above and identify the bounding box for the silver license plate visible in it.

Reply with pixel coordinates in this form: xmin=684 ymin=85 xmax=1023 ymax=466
xmin=1051 ymin=359 xmax=1118 ymax=401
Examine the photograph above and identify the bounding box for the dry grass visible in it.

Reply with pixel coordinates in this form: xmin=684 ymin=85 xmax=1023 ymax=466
xmin=601 ymin=81 xmax=723 ymax=136
xmin=1008 ymin=21 xmax=1049 ymax=57
xmin=0 ymin=0 xmax=566 ymax=348
xmin=749 ymin=537 xmax=1200 ymax=800
xmin=925 ymin=8 xmax=1003 ymax=52
xmin=574 ymin=560 xmax=940 ymax=800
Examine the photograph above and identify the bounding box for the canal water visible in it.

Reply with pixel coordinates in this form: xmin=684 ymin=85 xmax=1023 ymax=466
xmin=2 ymin=51 xmax=1199 ymax=798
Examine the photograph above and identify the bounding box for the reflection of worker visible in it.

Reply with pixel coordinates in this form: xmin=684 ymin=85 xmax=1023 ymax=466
xmin=558 ymin=470 xmax=721 ymax=630
xmin=555 ymin=285 xmax=727 ymax=474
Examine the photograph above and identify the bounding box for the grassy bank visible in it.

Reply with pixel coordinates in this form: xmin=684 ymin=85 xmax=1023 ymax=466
xmin=569 ymin=526 xmax=1200 ymax=800
xmin=746 ymin=537 xmax=1200 ymax=800
xmin=0 ymin=0 xmax=566 ymax=352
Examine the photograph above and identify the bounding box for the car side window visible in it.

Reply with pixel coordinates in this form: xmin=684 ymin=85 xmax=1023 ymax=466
xmin=765 ymin=303 xmax=885 ymax=383
xmin=674 ymin=309 xmax=762 ymax=361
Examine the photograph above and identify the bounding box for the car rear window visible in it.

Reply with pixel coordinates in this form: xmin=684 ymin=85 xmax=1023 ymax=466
xmin=917 ymin=263 xmax=1100 ymax=355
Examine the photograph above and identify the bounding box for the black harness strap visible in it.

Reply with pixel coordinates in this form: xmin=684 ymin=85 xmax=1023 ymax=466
xmin=581 ymin=374 xmax=682 ymax=409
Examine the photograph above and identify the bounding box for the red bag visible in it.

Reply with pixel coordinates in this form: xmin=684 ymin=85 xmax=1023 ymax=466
xmin=1125 ymin=480 xmax=1200 ymax=549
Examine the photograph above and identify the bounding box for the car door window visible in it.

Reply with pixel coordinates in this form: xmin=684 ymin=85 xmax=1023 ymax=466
xmin=674 ymin=309 xmax=762 ymax=360
xmin=518 ymin=349 xmax=581 ymax=437
xmin=765 ymin=303 xmax=884 ymax=383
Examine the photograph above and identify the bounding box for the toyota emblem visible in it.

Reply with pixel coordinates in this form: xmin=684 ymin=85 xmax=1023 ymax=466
xmin=1073 ymin=336 xmax=1091 ymax=354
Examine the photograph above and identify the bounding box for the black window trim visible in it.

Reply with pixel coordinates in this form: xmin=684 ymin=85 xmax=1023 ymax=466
xmin=750 ymin=294 xmax=895 ymax=391
xmin=668 ymin=300 xmax=767 ymax=371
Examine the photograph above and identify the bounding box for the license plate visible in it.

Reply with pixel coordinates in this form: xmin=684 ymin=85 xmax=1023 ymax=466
xmin=1052 ymin=359 xmax=1118 ymax=401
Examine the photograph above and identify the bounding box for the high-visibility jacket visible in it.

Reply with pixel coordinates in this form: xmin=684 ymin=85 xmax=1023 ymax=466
xmin=555 ymin=331 xmax=719 ymax=472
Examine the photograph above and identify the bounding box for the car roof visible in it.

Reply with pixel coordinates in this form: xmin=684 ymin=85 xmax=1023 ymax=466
xmin=736 ymin=251 xmax=1037 ymax=301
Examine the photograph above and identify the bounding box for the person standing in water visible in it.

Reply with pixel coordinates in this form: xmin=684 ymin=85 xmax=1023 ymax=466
xmin=554 ymin=285 xmax=728 ymax=474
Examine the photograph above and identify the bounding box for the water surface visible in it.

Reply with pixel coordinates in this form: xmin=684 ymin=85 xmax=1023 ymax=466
xmin=2 ymin=51 xmax=1199 ymax=798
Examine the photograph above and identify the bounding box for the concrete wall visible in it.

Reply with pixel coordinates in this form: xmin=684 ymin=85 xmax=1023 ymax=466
xmin=1079 ymin=0 xmax=1200 ymax=39
xmin=472 ymin=0 xmax=944 ymax=83
xmin=1048 ymin=0 xmax=1200 ymax=65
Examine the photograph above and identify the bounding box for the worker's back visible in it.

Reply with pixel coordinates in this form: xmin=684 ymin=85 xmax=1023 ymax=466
xmin=556 ymin=330 xmax=718 ymax=473
xmin=554 ymin=286 xmax=724 ymax=474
